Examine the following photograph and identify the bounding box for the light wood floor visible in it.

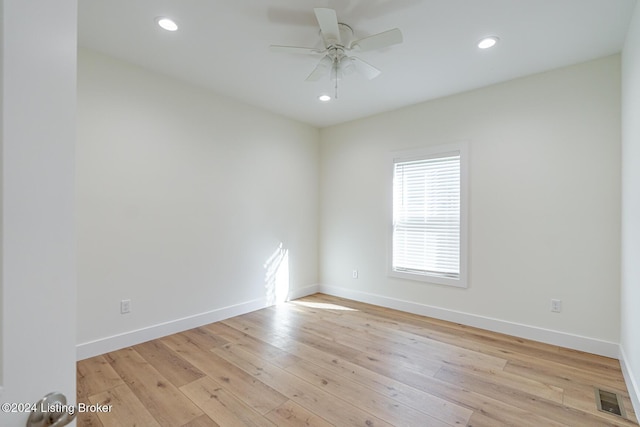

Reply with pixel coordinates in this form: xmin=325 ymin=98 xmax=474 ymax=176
xmin=77 ymin=293 xmax=638 ymax=426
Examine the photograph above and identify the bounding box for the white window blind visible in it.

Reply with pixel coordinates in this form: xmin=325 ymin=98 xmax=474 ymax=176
xmin=392 ymin=152 xmax=461 ymax=280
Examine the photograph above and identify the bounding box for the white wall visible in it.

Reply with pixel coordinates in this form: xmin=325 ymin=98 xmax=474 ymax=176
xmin=76 ymin=49 xmax=319 ymax=356
xmin=320 ymin=56 xmax=621 ymax=355
xmin=621 ymin=1 xmax=640 ymax=414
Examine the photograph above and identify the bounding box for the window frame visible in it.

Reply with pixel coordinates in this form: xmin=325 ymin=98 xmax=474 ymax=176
xmin=388 ymin=142 xmax=469 ymax=288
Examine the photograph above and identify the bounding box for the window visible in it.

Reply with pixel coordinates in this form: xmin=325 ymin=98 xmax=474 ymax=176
xmin=390 ymin=143 xmax=468 ymax=287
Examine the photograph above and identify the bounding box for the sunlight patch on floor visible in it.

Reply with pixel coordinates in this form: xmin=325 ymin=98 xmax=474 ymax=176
xmin=291 ymin=301 xmax=358 ymax=311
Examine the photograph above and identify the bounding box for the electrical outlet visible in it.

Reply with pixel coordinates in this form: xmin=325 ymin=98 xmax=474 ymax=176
xmin=352 ymin=269 xmax=358 ymax=279
xmin=121 ymin=299 xmax=131 ymax=314
xmin=551 ymin=299 xmax=562 ymax=313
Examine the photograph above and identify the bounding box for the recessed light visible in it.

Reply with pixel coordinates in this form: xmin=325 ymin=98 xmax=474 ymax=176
xmin=318 ymin=94 xmax=331 ymax=102
xmin=156 ymin=17 xmax=178 ymax=32
xmin=478 ymin=36 xmax=499 ymax=49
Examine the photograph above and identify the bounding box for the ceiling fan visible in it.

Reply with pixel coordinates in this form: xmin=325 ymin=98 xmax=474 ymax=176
xmin=270 ymin=8 xmax=403 ymax=98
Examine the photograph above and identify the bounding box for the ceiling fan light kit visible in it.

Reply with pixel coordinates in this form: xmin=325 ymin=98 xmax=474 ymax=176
xmin=270 ymin=8 xmax=403 ymax=99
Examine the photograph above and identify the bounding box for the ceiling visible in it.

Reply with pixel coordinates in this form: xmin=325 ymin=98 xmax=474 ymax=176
xmin=78 ymin=0 xmax=637 ymax=128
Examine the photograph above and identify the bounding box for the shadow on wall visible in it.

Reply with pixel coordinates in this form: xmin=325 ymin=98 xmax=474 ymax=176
xmin=264 ymin=242 xmax=289 ymax=306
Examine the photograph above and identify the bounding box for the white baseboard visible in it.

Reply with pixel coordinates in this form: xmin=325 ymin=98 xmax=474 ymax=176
xmin=288 ymin=283 xmax=320 ymax=300
xmin=76 ymin=297 xmax=267 ymax=360
xmin=620 ymin=346 xmax=640 ymax=417
xmin=318 ymin=284 xmax=620 ymax=358
xmin=76 ymin=284 xmax=320 ymax=361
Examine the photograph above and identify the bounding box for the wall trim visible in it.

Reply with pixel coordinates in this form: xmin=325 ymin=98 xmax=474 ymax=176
xmin=76 ymin=297 xmax=267 ymax=360
xmin=620 ymin=346 xmax=640 ymax=416
xmin=288 ymin=283 xmax=320 ymax=300
xmin=318 ymin=284 xmax=620 ymax=358
xmin=76 ymin=284 xmax=320 ymax=360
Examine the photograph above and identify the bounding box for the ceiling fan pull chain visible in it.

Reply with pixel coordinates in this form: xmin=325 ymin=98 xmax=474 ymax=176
xmin=335 ymin=67 xmax=339 ymax=99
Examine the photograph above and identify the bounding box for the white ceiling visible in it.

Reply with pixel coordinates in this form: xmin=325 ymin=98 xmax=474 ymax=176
xmin=78 ymin=0 xmax=637 ymax=128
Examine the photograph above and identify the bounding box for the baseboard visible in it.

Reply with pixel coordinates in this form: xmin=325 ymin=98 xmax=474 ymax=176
xmin=288 ymin=283 xmax=320 ymax=300
xmin=620 ymin=346 xmax=640 ymax=417
xmin=318 ymin=284 xmax=620 ymax=358
xmin=76 ymin=284 xmax=321 ymax=361
xmin=76 ymin=297 xmax=268 ymax=360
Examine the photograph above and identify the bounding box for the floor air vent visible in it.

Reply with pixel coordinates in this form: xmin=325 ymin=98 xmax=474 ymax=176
xmin=594 ymin=388 xmax=626 ymax=418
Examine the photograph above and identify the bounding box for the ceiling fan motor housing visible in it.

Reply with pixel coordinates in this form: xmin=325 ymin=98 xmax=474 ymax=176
xmin=321 ymin=23 xmax=354 ymax=49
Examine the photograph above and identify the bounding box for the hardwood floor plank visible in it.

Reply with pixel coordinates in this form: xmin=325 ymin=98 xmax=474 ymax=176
xmin=286 ymin=358 xmax=452 ymax=427
xmin=77 ymin=355 xmax=125 ymax=396
xmin=286 ymin=299 xmax=509 ymax=373
xmin=89 ymin=383 xmax=161 ymax=427
xmin=75 ymin=402 xmax=104 ymax=427
xmin=557 ymin=346 xmax=623 ymax=370
xmin=626 ymin=396 xmax=639 ymax=424
xmin=180 ymin=326 xmax=229 ymax=350
xmin=212 ymin=342 xmax=395 ymax=427
xmin=265 ymin=400 xmax=334 ymax=427
xmin=465 ymin=400 xmax=568 ymax=427
xmin=310 ymin=295 xmax=632 ymax=401
xmin=222 ymin=299 xmax=625 ymax=426
xmin=204 ymin=322 xmax=301 ymax=368
xmin=440 ymin=361 xmax=565 ymax=403
xmin=133 ymin=339 xmax=206 ymax=388
xmin=180 ymin=376 xmax=276 ymax=427
xmin=505 ymin=357 xmax=630 ymax=395
xmin=76 ymin=355 xmax=118 ymax=427
xmin=215 ymin=328 xmax=566 ymax=427
xmin=310 ymin=294 xmax=618 ymax=376
xmin=563 ymin=383 xmax=639 ymax=426
xmin=105 ymin=347 xmax=203 ymax=426
xmin=300 ymin=325 xmax=583 ymax=427
xmin=225 ymin=310 xmax=471 ymax=425
xmin=220 ymin=320 xmax=473 ymax=426
xmin=161 ymin=332 xmax=288 ymax=415
xmin=310 ymin=344 xmax=471 ymax=426
xmin=435 ymin=365 xmax=629 ymax=427
xmin=223 ymin=312 xmax=403 ymax=384
xmin=223 ymin=312 xmax=364 ymax=362
xmin=356 ymin=353 xmax=574 ymax=427
xmin=257 ymin=307 xmax=446 ymax=377
xmin=180 ymin=414 xmax=221 ymax=427
xmin=220 ymin=314 xmax=298 ymax=349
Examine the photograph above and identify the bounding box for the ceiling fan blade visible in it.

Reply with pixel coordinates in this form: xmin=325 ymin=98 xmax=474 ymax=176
xmin=306 ymin=56 xmax=333 ymax=81
xmin=351 ymin=56 xmax=381 ymax=80
xmin=350 ymin=28 xmax=403 ymax=51
xmin=270 ymin=45 xmax=324 ymax=55
xmin=314 ymin=8 xmax=341 ymax=46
